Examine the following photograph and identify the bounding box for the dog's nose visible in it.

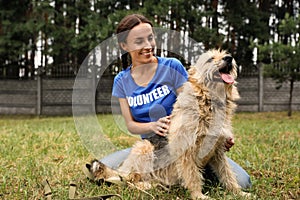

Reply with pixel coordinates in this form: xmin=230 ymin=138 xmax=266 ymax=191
xmin=223 ymin=56 xmax=232 ymax=64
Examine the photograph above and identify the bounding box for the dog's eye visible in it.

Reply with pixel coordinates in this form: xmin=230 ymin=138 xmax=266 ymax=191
xmin=207 ymin=58 xmax=213 ymax=63
xmin=223 ymin=56 xmax=232 ymax=63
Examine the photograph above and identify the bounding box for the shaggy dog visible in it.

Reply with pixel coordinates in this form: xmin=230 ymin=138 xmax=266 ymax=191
xmin=87 ymin=49 xmax=250 ymax=199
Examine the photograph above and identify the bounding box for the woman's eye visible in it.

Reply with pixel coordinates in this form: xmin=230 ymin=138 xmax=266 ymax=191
xmin=135 ymin=39 xmax=143 ymax=45
xmin=148 ymin=35 xmax=153 ymax=41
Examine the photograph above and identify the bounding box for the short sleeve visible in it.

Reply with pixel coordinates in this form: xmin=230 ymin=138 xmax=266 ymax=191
xmin=112 ymin=72 xmax=126 ymax=98
xmin=170 ymin=58 xmax=188 ymax=89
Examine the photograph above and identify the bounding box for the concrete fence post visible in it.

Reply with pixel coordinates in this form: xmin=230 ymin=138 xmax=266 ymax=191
xmin=37 ymin=66 xmax=42 ymax=116
xmin=91 ymin=49 xmax=97 ymax=113
xmin=258 ymin=62 xmax=264 ymax=112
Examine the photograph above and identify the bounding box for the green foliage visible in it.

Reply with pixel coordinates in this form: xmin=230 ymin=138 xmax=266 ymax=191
xmin=223 ymin=0 xmax=270 ymax=68
xmin=0 ymin=0 xmax=299 ymax=78
xmin=257 ymin=13 xmax=300 ymax=83
xmin=0 ymin=1 xmax=29 ymax=64
xmin=279 ymin=13 xmax=298 ymax=36
xmin=253 ymin=12 xmax=299 ymax=116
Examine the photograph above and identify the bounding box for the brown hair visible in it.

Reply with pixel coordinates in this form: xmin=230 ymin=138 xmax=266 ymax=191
xmin=116 ymin=14 xmax=153 ymax=69
xmin=116 ymin=14 xmax=153 ymax=44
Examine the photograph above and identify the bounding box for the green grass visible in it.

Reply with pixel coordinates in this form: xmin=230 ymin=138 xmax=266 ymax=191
xmin=0 ymin=112 xmax=299 ymax=200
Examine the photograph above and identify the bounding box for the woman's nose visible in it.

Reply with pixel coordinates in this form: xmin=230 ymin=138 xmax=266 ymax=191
xmin=144 ymin=39 xmax=152 ymax=49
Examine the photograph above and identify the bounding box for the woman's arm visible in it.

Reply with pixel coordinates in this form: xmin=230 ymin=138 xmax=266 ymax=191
xmin=119 ymin=98 xmax=170 ymax=136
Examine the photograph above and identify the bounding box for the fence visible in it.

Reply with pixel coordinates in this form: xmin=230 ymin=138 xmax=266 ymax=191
xmin=0 ymin=76 xmax=113 ymax=115
xmin=0 ymin=73 xmax=299 ymax=115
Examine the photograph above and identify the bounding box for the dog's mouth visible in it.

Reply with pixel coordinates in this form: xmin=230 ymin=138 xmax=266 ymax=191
xmin=219 ymin=56 xmax=234 ymax=84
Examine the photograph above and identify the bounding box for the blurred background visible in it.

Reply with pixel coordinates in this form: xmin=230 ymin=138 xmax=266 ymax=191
xmin=0 ymin=0 xmax=299 ymax=116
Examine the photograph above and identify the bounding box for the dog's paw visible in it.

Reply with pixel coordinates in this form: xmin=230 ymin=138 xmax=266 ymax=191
xmin=83 ymin=163 xmax=95 ymax=181
xmin=86 ymin=160 xmax=106 ymax=179
xmin=127 ymin=172 xmax=142 ymax=183
xmin=105 ymin=176 xmax=124 ymax=185
xmin=191 ymin=191 xmax=214 ymax=200
xmin=239 ymin=191 xmax=253 ymax=199
xmin=86 ymin=160 xmax=119 ymax=181
xmin=133 ymin=181 xmax=153 ymax=190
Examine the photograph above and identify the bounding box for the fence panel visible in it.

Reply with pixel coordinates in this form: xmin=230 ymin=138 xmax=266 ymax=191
xmin=0 ymin=80 xmax=37 ymax=114
xmin=0 ymin=76 xmax=299 ymax=115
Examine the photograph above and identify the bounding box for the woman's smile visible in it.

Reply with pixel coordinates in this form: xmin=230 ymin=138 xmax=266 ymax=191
xmin=139 ymin=49 xmax=154 ymax=56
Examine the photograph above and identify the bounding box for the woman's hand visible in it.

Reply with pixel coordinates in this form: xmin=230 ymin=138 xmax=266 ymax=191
xmin=151 ymin=116 xmax=171 ymax=137
xmin=225 ymin=137 xmax=235 ymax=151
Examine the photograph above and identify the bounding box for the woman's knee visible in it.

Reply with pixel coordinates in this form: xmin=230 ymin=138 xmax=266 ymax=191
xmin=226 ymin=157 xmax=252 ymax=189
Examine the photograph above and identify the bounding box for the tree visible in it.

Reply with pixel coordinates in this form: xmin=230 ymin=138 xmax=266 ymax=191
xmin=33 ymin=0 xmax=56 ymax=71
xmin=0 ymin=0 xmax=34 ymax=78
xmin=257 ymin=13 xmax=300 ymax=116
xmin=190 ymin=0 xmax=224 ymax=50
xmin=222 ymin=0 xmax=270 ymax=73
xmin=0 ymin=0 xmax=298 ymax=83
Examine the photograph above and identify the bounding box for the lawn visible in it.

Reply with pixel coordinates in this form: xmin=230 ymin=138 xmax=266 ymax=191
xmin=0 ymin=112 xmax=299 ymax=200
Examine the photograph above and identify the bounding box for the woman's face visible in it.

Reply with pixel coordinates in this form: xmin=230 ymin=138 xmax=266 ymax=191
xmin=121 ymin=23 xmax=156 ymax=66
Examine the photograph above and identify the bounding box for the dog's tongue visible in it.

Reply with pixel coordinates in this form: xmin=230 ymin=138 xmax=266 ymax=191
xmin=221 ymin=73 xmax=234 ymax=84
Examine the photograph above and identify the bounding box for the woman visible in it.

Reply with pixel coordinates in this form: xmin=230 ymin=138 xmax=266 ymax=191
xmin=101 ymin=14 xmax=251 ymax=189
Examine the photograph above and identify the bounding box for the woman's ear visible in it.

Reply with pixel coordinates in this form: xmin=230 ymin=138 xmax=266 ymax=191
xmin=120 ymin=42 xmax=128 ymax=52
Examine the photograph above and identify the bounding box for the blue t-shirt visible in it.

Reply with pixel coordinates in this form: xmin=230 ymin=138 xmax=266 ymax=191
xmin=112 ymin=57 xmax=188 ymax=137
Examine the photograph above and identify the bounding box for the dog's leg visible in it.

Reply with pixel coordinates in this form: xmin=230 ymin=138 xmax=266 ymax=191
xmin=209 ymin=150 xmax=251 ymax=198
xmin=88 ymin=140 xmax=155 ymax=185
xmin=210 ymin=153 xmax=239 ymax=191
xmin=177 ymin=151 xmax=211 ymax=200
xmin=118 ymin=140 xmax=155 ymax=175
xmin=115 ymin=140 xmax=156 ymax=190
xmin=87 ymin=160 xmax=123 ymax=183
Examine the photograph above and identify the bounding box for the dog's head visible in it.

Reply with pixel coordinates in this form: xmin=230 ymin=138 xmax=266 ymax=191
xmin=191 ymin=49 xmax=237 ymax=84
xmin=188 ymin=49 xmax=239 ymax=101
